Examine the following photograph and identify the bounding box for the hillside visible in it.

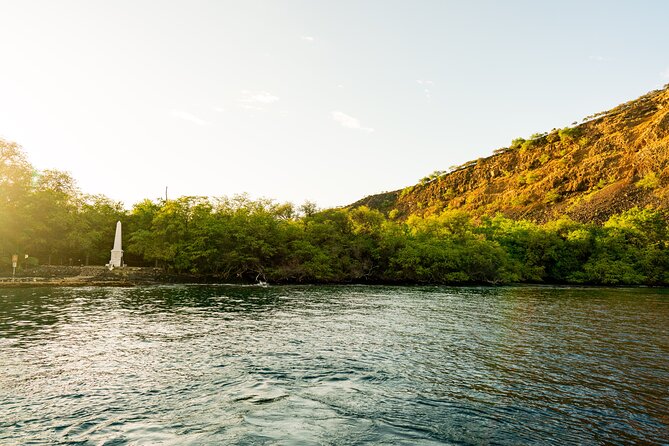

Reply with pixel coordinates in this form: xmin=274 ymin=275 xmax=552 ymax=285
xmin=352 ymin=85 xmax=669 ymax=223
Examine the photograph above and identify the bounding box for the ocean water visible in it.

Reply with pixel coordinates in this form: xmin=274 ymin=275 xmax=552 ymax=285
xmin=1 ymin=285 xmax=668 ymax=445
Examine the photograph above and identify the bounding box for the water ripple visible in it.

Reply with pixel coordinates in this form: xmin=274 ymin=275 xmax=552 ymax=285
xmin=1 ymin=285 xmax=668 ymax=445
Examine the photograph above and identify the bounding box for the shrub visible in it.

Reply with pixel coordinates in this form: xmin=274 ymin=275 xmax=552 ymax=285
xmin=636 ymin=172 xmax=660 ymax=189
xmin=546 ymin=131 xmax=560 ymax=143
xmin=519 ymin=133 xmax=547 ymax=152
xmin=510 ymin=137 xmax=526 ymax=150
xmin=558 ymin=126 xmax=582 ymax=142
xmin=544 ymin=189 xmax=561 ymax=204
xmin=400 ymin=186 xmax=414 ymax=198
xmin=526 ymin=172 xmax=540 ymax=184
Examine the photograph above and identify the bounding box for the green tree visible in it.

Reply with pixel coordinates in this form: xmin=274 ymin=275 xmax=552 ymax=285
xmin=25 ymin=170 xmax=80 ymax=265
xmin=0 ymin=139 xmax=34 ymax=263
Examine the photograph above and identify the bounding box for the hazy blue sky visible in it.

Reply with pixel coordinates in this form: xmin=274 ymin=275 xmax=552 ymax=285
xmin=1 ymin=1 xmax=668 ymax=208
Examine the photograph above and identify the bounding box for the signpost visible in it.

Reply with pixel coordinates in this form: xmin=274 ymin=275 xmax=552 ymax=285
xmin=12 ymin=254 xmax=18 ymax=280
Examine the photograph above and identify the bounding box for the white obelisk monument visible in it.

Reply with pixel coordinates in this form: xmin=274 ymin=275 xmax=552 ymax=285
xmin=108 ymin=221 xmax=123 ymax=269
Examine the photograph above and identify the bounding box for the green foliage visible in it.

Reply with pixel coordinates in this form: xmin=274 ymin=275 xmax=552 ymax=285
xmin=558 ymin=126 xmax=582 ymax=142
xmin=510 ymin=137 xmax=526 ymax=150
xmin=2 ymin=139 xmax=669 ymax=286
xmin=544 ymin=189 xmax=561 ymax=204
xmin=420 ymin=170 xmax=446 ymax=184
xmin=512 ymin=133 xmax=548 ymax=153
xmin=636 ymin=172 xmax=660 ymax=189
xmin=399 ymin=186 xmax=415 ymax=198
xmin=546 ymin=131 xmax=560 ymax=144
xmin=526 ymin=172 xmax=540 ymax=184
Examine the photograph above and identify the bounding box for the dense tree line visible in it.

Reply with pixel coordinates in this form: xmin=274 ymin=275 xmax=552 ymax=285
xmin=2 ymin=139 xmax=668 ymax=285
xmin=0 ymin=139 xmax=124 ymax=268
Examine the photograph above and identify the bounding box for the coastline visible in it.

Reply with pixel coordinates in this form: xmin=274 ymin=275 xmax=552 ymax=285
xmin=1 ymin=267 xmax=666 ymax=289
xmin=0 ymin=280 xmax=137 ymax=288
xmin=0 ymin=266 xmax=166 ymax=288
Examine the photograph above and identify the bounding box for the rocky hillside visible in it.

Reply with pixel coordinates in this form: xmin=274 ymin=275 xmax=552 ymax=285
xmin=352 ymin=85 xmax=669 ymax=223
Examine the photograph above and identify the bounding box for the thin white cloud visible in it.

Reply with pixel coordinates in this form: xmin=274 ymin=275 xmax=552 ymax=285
xmin=417 ymin=80 xmax=434 ymax=101
xmin=301 ymin=35 xmax=315 ymax=42
xmin=240 ymin=90 xmax=279 ymax=104
xmin=331 ymin=111 xmax=374 ymax=133
xmin=213 ymin=106 xmax=226 ymax=113
xmin=589 ymin=55 xmax=605 ymax=62
xmin=241 ymin=104 xmax=264 ymax=111
xmin=171 ymin=110 xmax=209 ymax=126
xmin=662 ymin=67 xmax=669 ymax=79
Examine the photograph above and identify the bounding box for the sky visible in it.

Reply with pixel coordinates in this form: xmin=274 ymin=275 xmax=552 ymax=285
xmin=1 ymin=1 xmax=668 ymax=209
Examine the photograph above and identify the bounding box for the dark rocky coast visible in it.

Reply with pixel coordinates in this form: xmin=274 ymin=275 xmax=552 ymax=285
xmin=0 ymin=266 xmax=169 ymax=287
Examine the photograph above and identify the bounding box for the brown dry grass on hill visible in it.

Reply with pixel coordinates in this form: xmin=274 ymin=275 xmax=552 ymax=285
xmin=352 ymin=85 xmax=669 ymax=223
